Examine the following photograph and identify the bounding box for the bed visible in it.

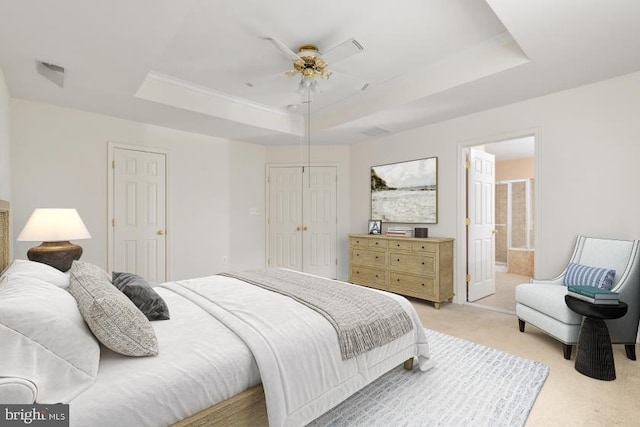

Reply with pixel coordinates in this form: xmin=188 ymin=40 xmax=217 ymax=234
xmin=0 ymin=200 xmax=432 ymax=426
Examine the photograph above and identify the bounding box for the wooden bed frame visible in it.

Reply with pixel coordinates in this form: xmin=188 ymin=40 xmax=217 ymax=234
xmin=172 ymin=384 xmax=268 ymax=427
xmin=0 ymin=199 xmax=9 ymax=272
xmin=0 ymin=200 xmax=414 ymax=426
xmin=172 ymin=358 xmax=414 ymax=426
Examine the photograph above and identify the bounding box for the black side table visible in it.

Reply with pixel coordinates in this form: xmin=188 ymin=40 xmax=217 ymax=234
xmin=565 ymin=295 xmax=628 ymax=380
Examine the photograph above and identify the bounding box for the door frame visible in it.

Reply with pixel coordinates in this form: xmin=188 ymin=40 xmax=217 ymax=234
xmin=455 ymin=129 xmax=540 ymax=305
xmin=265 ymin=162 xmax=338 ymax=277
xmin=107 ymin=142 xmax=171 ymax=278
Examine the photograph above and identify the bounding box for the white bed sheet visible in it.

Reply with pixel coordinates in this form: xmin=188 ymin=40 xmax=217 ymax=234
xmin=69 ymin=287 xmax=261 ymax=427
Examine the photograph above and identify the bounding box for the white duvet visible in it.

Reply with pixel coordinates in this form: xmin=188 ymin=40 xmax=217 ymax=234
xmin=160 ymin=274 xmax=431 ymax=427
xmin=70 ymin=272 xmax=431 ymax=427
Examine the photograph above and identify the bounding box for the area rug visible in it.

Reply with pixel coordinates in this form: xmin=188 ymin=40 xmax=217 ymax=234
xmin=308 ymin=329 xmax=548 ymax=427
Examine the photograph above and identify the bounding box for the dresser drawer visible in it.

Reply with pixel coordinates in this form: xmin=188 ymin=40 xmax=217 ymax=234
xmin=350 ymin=266 xmax=386 ymax=287
xmin=389 ymin=239 xmax=412 ymax=251
xmin=351 ymin=249 xmax=387 ymax=267
xmin=350 ymin=236 xmax=370 ymax=247
xmin=412 ymin=241 xmax=437 ymax=253
xmin=389 ymin=252 xmax=436 ymax=275
xmin=388 ymin=273 xmax=435 ymax=299
xmin=368 ymin=239 xmax=388 ymax=249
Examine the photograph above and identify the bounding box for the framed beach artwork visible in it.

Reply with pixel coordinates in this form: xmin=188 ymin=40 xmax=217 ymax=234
xmin=371 ymin=157 xmax=438 ymax=224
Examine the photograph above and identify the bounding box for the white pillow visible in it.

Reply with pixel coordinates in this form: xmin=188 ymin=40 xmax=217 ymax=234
xmin=68 ymin=261 xmax=158 ymax=357
xmin=0 ymin=378 xmax=37 ymax=404
xmin=0 ymin=274 xmax=100 ymax=403
xmin=0 ymin=259 xmax=70 ymax=288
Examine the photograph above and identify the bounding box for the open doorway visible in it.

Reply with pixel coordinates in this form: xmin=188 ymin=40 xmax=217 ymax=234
xmin=466 ymin=136 xmax=535 ymax=313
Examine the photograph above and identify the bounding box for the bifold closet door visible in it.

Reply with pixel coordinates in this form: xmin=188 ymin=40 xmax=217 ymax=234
xmin=268 ymin=167 xmax=304 ymax=272
xmin=267 ymin=166 xmax=337 ymax=279
xmin=302 ymin=167 xmax=337 ymax=279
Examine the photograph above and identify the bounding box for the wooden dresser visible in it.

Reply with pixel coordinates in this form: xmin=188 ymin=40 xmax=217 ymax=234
xmin=348 ymin=234 xmax=454 ymax=308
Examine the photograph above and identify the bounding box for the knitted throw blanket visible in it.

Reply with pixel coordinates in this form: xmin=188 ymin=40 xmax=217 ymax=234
xmin=219 ymin=269 xmax=414 ymax=360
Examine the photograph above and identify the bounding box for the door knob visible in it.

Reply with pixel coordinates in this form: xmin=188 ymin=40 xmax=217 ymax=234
xmin=303 ymin=226 xmax=308 ymax=231
xmin=157 ymin=230 xmax=165 ymax=235
xmin=296 ymin=226 xmax=301 ymax=231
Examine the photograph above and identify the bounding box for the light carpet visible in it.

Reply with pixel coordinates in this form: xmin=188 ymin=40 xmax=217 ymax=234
xmin=308 ymin=329 xmax=548 ymax=427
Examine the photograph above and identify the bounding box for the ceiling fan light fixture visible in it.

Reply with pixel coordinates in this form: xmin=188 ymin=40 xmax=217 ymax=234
xmin=283 ymin=42 xmax=331 ymax=83
xmin=265 ymin=36 xmax=364 ymax=85
xmin=296 ymin=76 xmax=320 ymax=95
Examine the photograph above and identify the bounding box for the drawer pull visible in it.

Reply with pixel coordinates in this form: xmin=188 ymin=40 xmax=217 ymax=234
xmin=421 ymin=283 xmax=425 ymax=286
xmin=356 ymin=271 xmax=359 ymax=274
xmin=375 ymin=256 xmax=379 ymax=259
xmin=397 ymin=244 xmax=400 ymax=247
xmin=375 ymin=242 xmax=379 ymax=245
xmin=397 ymin=258 xmax=400 ymax=262
xmin=356 ymin=253 xmax=359 ymax=256
xmin=397 ymin=278 xmax=400 ymax=282
xmin=421 ymin=246 xmax=425 ymax=249
xmin=375 ymin=274 xmax=378 ymax=278
xmin=422 ymin=262 xmax=425 ymax=265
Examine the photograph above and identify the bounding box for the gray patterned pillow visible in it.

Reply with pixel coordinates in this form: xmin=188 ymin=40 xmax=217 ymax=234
xmin=68 ymin=261 xmax=158 ymax=357
xmin=112 ymin=272 xmax=170 ymax=321
xmin=70 ymin=260 xmax=111 ymax=282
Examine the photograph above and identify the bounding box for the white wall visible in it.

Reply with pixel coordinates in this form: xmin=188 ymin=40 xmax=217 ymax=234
xmin=10 ymin=99 xmax=265 ymax=279
xmin=229 ymin=141 xmax=267 ymax=271
xmin=265 ymin=145 xmax=351 ymax=279
xmin=0 ymin=68 xmax=10 ymax=202
xmin=8 ymin=70 xmax=640 ymax=292
xmin=0 ymin=68 xmax=11 ymax=262
xmin=350 ymin=71 xmax=640 ymax=302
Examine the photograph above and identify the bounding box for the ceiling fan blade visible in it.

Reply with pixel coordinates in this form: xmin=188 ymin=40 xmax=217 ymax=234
xmin=263 ymin=37 xmax=300 ymax=62
xmin=328 ymin=69 xmax=370 ymax=91
xmin=322 ymin=38 xmax=364 ymax=64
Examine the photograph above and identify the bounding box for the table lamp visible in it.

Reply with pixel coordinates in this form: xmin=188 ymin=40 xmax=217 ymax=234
xmin=17 ymin=208 xmax=91 ymax=272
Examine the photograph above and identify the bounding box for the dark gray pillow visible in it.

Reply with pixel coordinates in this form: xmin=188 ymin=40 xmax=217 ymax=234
xmin=111 ymin=272 xmax=170 ymax=321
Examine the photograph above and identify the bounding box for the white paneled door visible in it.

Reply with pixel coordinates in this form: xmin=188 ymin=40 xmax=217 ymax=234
xmin=268 ymin=166 xmax=304 ymax=271
xmin=112 ymin=148 xmax=167 ymax=283
xmin=467 ymin=148 xmax=496 ymax=302
xmin=267 ymin=166 xmax=337 ymax=279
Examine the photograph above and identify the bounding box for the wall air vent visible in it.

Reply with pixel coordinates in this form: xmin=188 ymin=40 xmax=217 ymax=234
xmin=361 ymin=126 xmax=391 ymax=137
xmin=36 ymin=60 xmax=65 ymax=88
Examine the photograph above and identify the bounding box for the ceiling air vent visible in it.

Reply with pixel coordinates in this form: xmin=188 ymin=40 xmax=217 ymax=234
xmin=361 ymin=126 xmax=391 ymax=137
xmin=36 ymin=60 xmax=65 ymax=88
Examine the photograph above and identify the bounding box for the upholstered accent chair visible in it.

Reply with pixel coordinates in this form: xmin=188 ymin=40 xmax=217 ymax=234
xmin=516 ymin=235 xmax=640 ymax=360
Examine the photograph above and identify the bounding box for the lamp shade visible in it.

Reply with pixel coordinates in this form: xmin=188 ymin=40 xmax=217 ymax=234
xmin=17 ymin=209 xmax=91 ymax=242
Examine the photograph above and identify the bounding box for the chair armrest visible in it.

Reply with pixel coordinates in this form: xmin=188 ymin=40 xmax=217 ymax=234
xmin=530 ymin=276 xmax=565 ymax=286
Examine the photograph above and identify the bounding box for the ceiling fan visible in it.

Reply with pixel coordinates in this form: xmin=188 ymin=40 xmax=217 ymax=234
xmin=263 ymin=37 xmax=366 ymax=94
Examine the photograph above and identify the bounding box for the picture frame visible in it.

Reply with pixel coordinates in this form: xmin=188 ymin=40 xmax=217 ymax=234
xmin=371 ymin=157 xmax=438 ymax=224
xmin=368 ymin=220 xmax=382 ymax=235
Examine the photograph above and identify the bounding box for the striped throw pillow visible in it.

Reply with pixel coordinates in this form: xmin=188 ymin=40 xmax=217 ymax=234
xmin=563 ymin=263 xmax=616 ymax=290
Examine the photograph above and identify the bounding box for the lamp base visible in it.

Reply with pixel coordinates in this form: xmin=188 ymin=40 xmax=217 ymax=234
xmin=27 ymin=241 xmax=83 ymax=272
